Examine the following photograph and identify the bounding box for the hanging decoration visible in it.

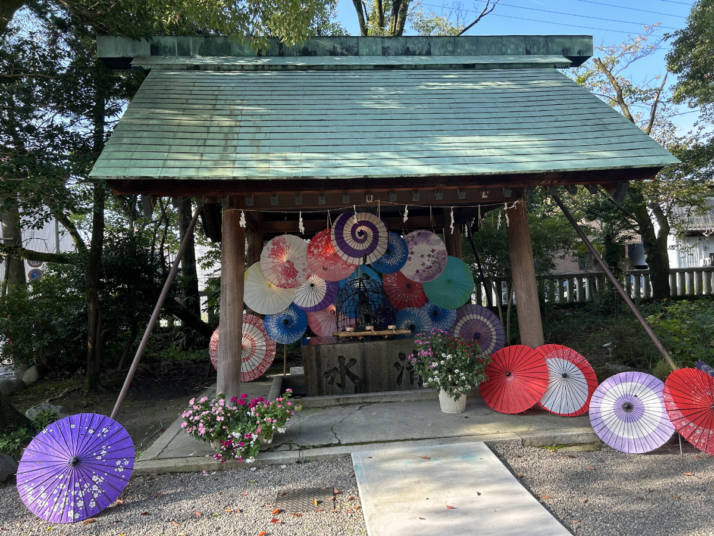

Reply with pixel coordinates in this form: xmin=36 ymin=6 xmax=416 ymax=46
xmin=331 ymin=211 xmax=388 ymax=264
xmin=260 ymin=234 xmax=310 ymax=289
xmin=400 ymin=230 xmax=448 ymax=283
xmin=306 ymin=229 xmax=356 ymax=282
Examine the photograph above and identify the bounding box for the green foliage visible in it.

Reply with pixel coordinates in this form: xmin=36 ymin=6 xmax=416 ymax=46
xmin=652 ymin=359 xmax=676 ymax=382
xmin=646 ymin=299 xmax=714 ymax=366
xmin=0 ymin=409 xmax=59 ymax=460
xmin=666 ymin=0 xmax=714 ymax=110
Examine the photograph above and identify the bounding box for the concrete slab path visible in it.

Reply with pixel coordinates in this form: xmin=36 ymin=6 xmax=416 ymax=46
xmin=353 ymin=441 xmax=571 ymax=536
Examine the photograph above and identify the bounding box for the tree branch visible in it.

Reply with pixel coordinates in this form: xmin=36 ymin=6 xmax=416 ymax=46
xmin=457 ymin=0 xmax=497 ymax=36
xmin=593 ymin=57 xmax=635 ymax=123
xmin=53 ymin=210 xmax=88 ymax=254
xmin=0 ymin=245 xmax=74 ymax=264
xmin=645 ymin=73 xmax=668 ymax=136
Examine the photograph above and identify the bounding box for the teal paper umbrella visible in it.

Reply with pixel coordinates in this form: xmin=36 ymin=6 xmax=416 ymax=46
xmin=422 ymin=256 xmax=474 ymax=310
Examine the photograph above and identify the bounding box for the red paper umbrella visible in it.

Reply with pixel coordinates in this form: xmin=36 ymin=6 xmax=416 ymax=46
xmin=479 ymin=345 xmax=549 ymax=414
xmin=382 ymin=271 xmax=428 ymax=310
xmin=307 ymin=229 xmax=356 ymax=282
xmin=208 ymin=314 xmax=277 ymax=382
xmin=534 ymin=344 xmax=598 ymax=417
xmin=663 ymin=368 xmax=714 ymax=455
xmin=307 ymin=304 xmax=354 ymax=337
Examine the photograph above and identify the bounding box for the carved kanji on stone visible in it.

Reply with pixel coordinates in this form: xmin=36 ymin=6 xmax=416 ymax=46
xmin=324 ymin=355 xmax=362 ymax=392
xmin=393 ymin=352 xmax=417 ymax=386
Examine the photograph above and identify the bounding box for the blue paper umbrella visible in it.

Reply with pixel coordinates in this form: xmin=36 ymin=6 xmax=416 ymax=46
xmin=372 ymin=232 xmax=408 ymax=274
xmin=338 ymin=265 xmax=381 ymax=289
xmin=396 ymin=307 xmax=434 ymax=335
xmin=420 ymin=302 xmax=457 ymax=332
xmin=423 ymin=256 xmax=474 ymax=309
xmin=264 ymin=304 xmax=308 ymax=344
xmin=337 ymin=277 xmax=383 ymax=318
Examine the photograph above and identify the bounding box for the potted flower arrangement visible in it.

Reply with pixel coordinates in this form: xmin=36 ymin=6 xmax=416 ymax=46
xmin=181 ymin=389 xmax=299 ymax=463
xmin=410 ymin=330 xmax=489 ymax=413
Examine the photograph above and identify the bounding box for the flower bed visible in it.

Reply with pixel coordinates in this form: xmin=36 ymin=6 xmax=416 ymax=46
xmin=181 ymin=389 xmax=299 ymax=463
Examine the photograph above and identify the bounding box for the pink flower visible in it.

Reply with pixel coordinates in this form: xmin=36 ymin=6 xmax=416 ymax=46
xmin=188 ymin=398 xmax=195 ymax=405
xmin=285 ymin=388 xmax=293 ymax=393
xmin=199 ymin=396 xmax=208 ymax=403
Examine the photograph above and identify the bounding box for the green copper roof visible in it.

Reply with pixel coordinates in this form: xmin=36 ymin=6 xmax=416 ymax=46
xmin=90 ymin=65 xmax=678 ymax=182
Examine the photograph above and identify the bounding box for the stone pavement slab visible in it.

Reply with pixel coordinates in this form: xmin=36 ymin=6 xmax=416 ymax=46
xmin=352 ymin=441 xmax=571 ymax=536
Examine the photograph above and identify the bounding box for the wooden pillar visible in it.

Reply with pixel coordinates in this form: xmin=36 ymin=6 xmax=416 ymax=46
xmin=506 ymin=198 xmax=544 ymax=347
xmin=217 ymin=205 xmax=245 ymax=402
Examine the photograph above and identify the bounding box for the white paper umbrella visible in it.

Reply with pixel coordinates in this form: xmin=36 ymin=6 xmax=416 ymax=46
xmin=293 ymin=274 xmax=338 ymax=312
xmin=331 ymin=211 xmax=388 ymax=264
xmin=260 ymin=234 xmax=309 ymax=289
xmin=207 ymin=315 xmax=277 ymax=382
xmin=244 ymin=262 xmax=297 ymax=315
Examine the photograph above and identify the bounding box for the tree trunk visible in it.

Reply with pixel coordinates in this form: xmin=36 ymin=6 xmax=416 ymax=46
xmin=0 ymin=392 xmax=32 ymax=433
xmin=630 ymin=187 xmax=670 ymax=298
xmin=84 ymin=64 xmax=106 ymax=392
xmin=178 ymin=197 xmax=201 ymax=319
xmin=1 ymin=194 xmax=26 ymax=294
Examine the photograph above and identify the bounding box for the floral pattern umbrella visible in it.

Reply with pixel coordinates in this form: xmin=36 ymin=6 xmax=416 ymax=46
xmin=382 ymin=271 xmax=428 ymax=310
xmin=306 ymin=229 xmax=356 ymax=282
xmin=307 ymin=304 xmax=354 ymax=337
xmin=260 ymin=234 xmax=310 ymax=289
xmin=422 ymin=256 xmax=474 ymax=309
xmin=331 ymin=211 xmax=388 ymax=264
xmin=372 ymin=231 xmax=409 ymax=274
xmin=293 ymin=274 xmax=338 ymax=312
xmin=534 ymin=344 xmax=598 ymax=417
xmin=663 ymin=368 xmax=714 ymax=456
xmin=16 ymin=413 xmax=134 ymax=523
xmin=590 ymin=371 xmax=674 ymax=454
xmin=400 ymin=230 xmax=448 ymax=283
xmin=452 ymin=304 xmax=505 ymax=355
xmin=243 ymin=262 xmax=297 ymax=315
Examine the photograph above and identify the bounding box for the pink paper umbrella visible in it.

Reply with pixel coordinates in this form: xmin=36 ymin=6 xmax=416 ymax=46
xmin=307 ymin=229 xmax=356 ymax=282
xmin=401 ymin=230 xmax=448 ymax=283
xmin=307 ymin=304 xmax=354 ymax=337
xmin=208 ymin=314 xmax=277 ymax=382
xmin=260 ymin=234 xmax=309 ymax=289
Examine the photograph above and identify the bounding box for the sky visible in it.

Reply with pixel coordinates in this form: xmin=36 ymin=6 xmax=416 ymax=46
xmin=335 ymin=0 xmax=700 ymax=132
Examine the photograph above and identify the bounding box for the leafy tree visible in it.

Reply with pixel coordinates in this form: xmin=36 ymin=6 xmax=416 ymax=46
xmin=572 ymin=30 xmax=710 ymax=298
xmin=666 ymin=0 xmax=714 ymax=114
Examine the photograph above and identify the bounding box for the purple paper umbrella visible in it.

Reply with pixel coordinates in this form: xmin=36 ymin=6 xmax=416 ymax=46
xmin=17 ymin=413 xmax=134 ymax=523
xmin=400 ymin=230 xmax=448 ymax=283
xmin=331 ymin=211 xmax=388 ymax=264
xmin=452 ymin=304 xmax=505 ymax=355
xmin=589 ymin=371 xmax=674 ymax=454
xmin=695 ymin=360 xmax=714 ymax=377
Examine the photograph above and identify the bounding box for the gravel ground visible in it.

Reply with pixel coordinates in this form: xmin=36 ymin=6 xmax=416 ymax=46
xmin=490 ymin=440 xmax=714 ymax=536
xmin=0 ymin=457 xmax=366 ymax=536
xmin=2 ymin=441 xmax=713 ymax=536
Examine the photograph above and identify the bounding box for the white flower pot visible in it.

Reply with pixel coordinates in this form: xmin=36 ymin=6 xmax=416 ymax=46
xmin=439 ymin=389 xmax=467 ymax=414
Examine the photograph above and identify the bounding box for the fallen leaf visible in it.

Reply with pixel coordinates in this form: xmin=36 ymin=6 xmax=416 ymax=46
xmin=332 ymin=509 xmax=338 ymax=513
xmin=155 ymin=492 xmax=163 ymax=499
xmin=211 ymin=513 xmax=220 ymax=518
xmin=647 ymin=489 xmax=654 ymax=493
xmin=683 ymin=472 xmax=694 ymax=477
xmin=313 ymin=498 xmax=320 ymax=506
xmin=115 ymin=499 xmax=124 ymax=505
xmin=349 ymin=472 xmax=355 ymax=478
xmin=258 ymin=532 xmax=268 ymax=536
xmin=345 ymin=508 xmax=354 ymax=514
xmin=418 ymin=517 xmax=426 ymax=520
xmin=347 ymin=496 xmax=355 ymax=501
xmin=354 ymin=506 xmax=361 ymax=511
xmin=567 ymin=454 xmax=576 ymax=459
xmin=250 ymin=479 xmax=257 ymax=484
xmin=328 ymin=496 xmax=335 ymax=502
xmin=272 ymin=508 xmax=282 ymax=515
xmin=516 ymin=473 xmax=524 ymax=478
xmin=279 ymin=491 xmax=287 ymax=497
xmin=476 ymin=491 xmax=482 ymax=496
xmin=270 ymin=518 xmax=281 ymax=524
xmin=420 ymin=456 xmax=431 ymax=460
xmin=446 ymin=505 xmax=456 ymax=510
xmin=673 ymin=495 xmax=681 ymax=500
xmin=581 ymin=498 xmax=588 ymax=504
xmin=141 ymin=511 xmax=149 ymax=516
xmin=290 ymin=513 xmax=303 ymax=518
xmin=587 ymin=466 xmax=596 ymax=471
xmin=235 ymin=508 xmax=242 ymax=514
xmin=571 ymin=519 xmax=580 ymax=524
xmin=171 ymin=521 xmax=180 ymax=527
xmin=194 ymin=511 xmax=203 ymax=518
xmin=81 ymin=518 xmax=97 ymax=525
xmin=333 ymin=488 xmax=341 ymax=495
xmin=636 ymin=496 xmax=644 ymax=500
xmin=542 ymin=495 xmax=551 ymax=500
xmin=242 ymin=492 xmax=248 ymax=497
xmin=225 ymin=508 xmax=233 ymax=513
xmin=314 ymin=508 xmax=324 ymax=513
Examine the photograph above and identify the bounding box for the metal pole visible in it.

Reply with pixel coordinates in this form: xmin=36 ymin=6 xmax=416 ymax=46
xmin=110 ymin=205 xmax=201 ymax=420
xmin=551 ymin=193 xmax=677 ymax=372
